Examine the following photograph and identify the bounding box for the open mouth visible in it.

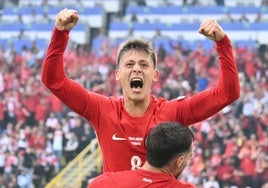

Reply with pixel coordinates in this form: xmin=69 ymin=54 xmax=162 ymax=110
xmin=130 ymin=78 xmax=143 ymax=89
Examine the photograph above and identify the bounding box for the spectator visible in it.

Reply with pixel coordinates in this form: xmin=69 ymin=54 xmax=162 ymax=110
xmin=15 ymin=14 xmax=24 ymax=24
xmin=155 ymin=43 xmax=167 ymax=62
xmin=261 ymin=0 xmax=268 ymax=5
xmin=52 ymin=123 xmax=64 ymax=172
xmin=40 ymin=147 xmax=57 ymax=183
xmin=48 ymin=94 xmax=64 ymax=120
xmin=45 ymin=112 xmax=59 ymax=133
xmin=238 ymin=140 xmax=259 ymax=187
xmin=34 ymin=98 xmax=48 ymax=123
xmin=254 ymin=12 xmax=265 ymax=22
xmin=255 ymin=151 xmax=268 ymax=188
xmin=130 ymin=12 xmax=138 ymax=23
xmin=17 ymin=169 xmax=32 ymax=188
xmin=4 ymin=151 xmax=19 ymax=184
xmin=21 ymin=147 xmax=36 ymax=173
xmin=137 ymin=0 xmax=147 ymax=6
xmin=216 ymin=157 xmax=234 ymax=187
xmin=203 ymin=175 xmax=220 ymax=188
xmin=124 ymin=28 xmax=137 ymax=40
xmin=80 ymin=122 xmax=96 ymax=153
xmin=238 ymin=13 xmax=250 ymax=24
xmin=28 ymin=128 xmax=46 ymax=152
xmin=0 ymin=146 xmax=5 ymax=182
xmin=215 ymin=0 xmax=224 ymax=6
xmin=64 ymin=132 xmax=79 ymax=163
xmin=38 ymin=12 xmax=53 ymax=23
xmin=17 ymin=29 xmax=29 ymax=40
xmin=222 ymin=12 xmax=235 ymax=22
xmin=32 ymin=158 xmax=44 ymax=188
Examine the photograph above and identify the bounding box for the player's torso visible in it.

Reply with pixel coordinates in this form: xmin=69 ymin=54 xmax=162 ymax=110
xmin=94 ymin=96 xmax=179 ymax=172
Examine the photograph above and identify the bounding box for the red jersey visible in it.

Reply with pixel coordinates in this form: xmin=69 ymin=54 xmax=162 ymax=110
xmin=42 ymin=28 xmax=240 ymax=172
xmin=88 ymin=169 xmax=196 ymax=188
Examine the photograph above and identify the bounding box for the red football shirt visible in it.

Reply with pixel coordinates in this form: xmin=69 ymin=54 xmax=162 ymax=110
xmin=42 ymin=28 xmax=239 ymax=172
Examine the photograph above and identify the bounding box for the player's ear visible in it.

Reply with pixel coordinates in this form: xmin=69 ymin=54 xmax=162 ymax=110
xmin=176 ymin=155 xmax=184 ymax=168
xmin=115 ymin=69 xmax=120 ymax=80
xmin=153 ymin=69 xmax=159 ymax=82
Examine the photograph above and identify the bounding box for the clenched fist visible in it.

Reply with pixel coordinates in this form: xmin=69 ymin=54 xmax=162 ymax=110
xmin=198 ymin=19 xmax=225 ymax=41
xmin=55 ymin=9 xmax=79 ymax=31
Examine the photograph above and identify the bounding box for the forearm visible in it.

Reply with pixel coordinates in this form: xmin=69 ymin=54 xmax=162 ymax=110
xmin=180 ymin=36 xmax=240 ymax=125
xmin=216 ymin=35 xmax=240 ymax=101
xmin=41 ymin=28 xmax=89 ymax=115
xmin=41 ymin=28 xmax=69 ymax=87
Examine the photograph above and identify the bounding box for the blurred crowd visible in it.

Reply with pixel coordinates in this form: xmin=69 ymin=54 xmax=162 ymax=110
xmin=0 ymin=41 xmax=96 ymax=187
xmin=0 ymin=0 xmax=268 ymax=188
xmin=0 ymin=28 xmax=268 ymax=187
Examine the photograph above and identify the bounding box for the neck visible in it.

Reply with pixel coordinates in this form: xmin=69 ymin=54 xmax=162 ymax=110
xmin=141 ymin=162 xmax=173 ymax=176
xmin=124 ymin=96 xmax=151 ymax=117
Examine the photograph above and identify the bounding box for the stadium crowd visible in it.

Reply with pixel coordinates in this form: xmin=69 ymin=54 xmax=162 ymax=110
xmin=0 ymin=0 xmax=268 ymax=188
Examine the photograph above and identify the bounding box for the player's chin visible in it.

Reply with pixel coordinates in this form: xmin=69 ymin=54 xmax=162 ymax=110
xmin=129 ymin=91 xmax=145 ymax=100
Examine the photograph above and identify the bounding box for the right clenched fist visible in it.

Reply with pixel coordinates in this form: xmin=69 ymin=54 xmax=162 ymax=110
xmin=55 ymin=9 xmax=79 ymax=31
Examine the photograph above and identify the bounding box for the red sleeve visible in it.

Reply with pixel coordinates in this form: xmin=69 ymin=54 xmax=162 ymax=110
xmin=42 ymin=28 xmax=69 ymax=86
xmin=178 ymin=35 xmax=240 ymax=125
xmin=41 ymin=28 xmax=91 ymax=115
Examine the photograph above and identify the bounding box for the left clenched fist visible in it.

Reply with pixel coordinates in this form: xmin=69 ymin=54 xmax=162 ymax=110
xmin=198 ymin=19 xmax=225 ymax=41
xmin=55 ymin=9 xmax=79 ymax=31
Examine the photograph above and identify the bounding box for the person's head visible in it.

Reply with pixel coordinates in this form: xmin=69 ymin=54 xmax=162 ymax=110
xmin=115 ymin=39 xmax=159 ymax=102
xmin=146 ymin=122 xmax=195 ymax=178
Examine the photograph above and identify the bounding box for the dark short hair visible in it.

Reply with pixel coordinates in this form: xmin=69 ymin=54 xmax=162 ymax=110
xmin=116 ymin=39 xmax=157 ymax=68
xmin=146 ymin=122 xmax=195 ymax=168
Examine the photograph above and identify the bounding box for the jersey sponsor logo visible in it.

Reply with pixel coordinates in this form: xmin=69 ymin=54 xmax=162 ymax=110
xmin=112 ymin=134 xmax=127 ymax=141
xmin=129 ymin=136 xmax=143 ymax=145
xmin=112 ymin=134 xmax=144 ymax=145
xmin=142 ymin=178 xmax=152 ymax=183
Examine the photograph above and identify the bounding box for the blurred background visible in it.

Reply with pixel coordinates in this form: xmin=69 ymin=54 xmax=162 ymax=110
xmin=0 ymin=0 xmax=267 ymax=187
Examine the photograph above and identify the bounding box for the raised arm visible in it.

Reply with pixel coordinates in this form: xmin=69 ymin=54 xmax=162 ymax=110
xmin=41 ymin=9 xmax=90 ymax=115
xmin=179 ymin=19 xmax=240 ymax=125
xmin=42 ymin=9 xmax=79 ymax=86
xmin=198 ymin=19 xmax=240 ymax=102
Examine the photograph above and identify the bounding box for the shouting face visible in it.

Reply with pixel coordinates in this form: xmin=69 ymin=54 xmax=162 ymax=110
xmin=116 ymin=50 xmax=159 ymax=103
